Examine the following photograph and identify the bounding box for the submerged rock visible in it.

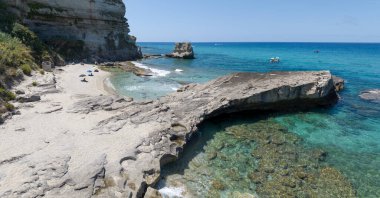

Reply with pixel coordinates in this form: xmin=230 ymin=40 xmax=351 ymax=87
xmin=359 ymin=89 xmax=380 ymax=103
xmin=166 ymin=42 xmax=195 ymax=59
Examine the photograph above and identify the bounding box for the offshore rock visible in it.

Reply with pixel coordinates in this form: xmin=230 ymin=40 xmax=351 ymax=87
xmin=0 ymin=71 xmax=338 ymax=197
xmin=359 ymin=89 xmax=380 ymax=103
xmin=332 ymin=76 xmax=344 ymax=91
xmin=166 ymin=42 xmax=195 ymax=59
xmin=2 ymin=0 xmax=142 ymax=61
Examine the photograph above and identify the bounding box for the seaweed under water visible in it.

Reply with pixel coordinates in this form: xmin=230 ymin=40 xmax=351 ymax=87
xmin=159 ymin=115 xmax=357 ymax=198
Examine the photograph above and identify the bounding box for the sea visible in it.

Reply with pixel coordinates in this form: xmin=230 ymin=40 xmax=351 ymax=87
xmin=109 ymin=42 xmax=380 ymax=198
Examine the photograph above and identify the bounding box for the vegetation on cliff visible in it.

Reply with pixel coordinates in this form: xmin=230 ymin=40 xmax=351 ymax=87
xmin=0 ymin=2 xmax=56 ymax=117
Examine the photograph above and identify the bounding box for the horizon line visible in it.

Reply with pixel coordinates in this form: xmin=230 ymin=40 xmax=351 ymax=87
xmin=137 ymin=41 xmax=380 ymax=44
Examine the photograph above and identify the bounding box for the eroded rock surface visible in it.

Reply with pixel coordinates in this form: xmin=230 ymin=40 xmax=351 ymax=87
xmin=166 ymin=42 xmax=195 ymax=59
xmin=0 ymin=71 xmax=338 ymax=197
xmin=2 ymin=0 xmax=142 ymax=61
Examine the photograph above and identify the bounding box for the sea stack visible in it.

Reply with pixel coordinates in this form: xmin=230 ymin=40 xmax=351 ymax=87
xmin=1 ymin=0 xmax=142 ymax=62
xmin=167 ymin=42 xmax=195 ymax=59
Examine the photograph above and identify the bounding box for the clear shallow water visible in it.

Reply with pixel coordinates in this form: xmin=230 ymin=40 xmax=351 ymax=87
xmin=110 ymin=42 xmax=380 ymax=197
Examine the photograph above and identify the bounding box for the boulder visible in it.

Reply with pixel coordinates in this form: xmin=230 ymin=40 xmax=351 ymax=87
xmin=16 ymin=94 xmax=41 ymax=103
xmin=332 ymin=76 xmax=344 ymax=91
xmin=42 ymin=61 xmax=53 ymax=72
xmin=15 ymin=90 xmax=25 ymax=95
xmin=359 ymin=89 xmax=380 ymax=103
xmin=166 ymin=42 xmax=195 ymax=59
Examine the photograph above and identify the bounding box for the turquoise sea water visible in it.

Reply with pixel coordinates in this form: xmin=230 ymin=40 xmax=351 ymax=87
xmin=110 ymin=43 xmax=380 ymax=197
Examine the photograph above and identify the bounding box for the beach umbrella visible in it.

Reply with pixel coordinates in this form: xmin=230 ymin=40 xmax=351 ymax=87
xmin=79 ymin=74 xmax=86 ymax=77
xmin=87 ymin=70 xmax=92 ymax=73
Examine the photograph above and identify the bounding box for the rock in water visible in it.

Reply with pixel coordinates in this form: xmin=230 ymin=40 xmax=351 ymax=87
xmin=359 ymin=89 xmax=380 ymax=103
xmin=2 ymin=0 xmax=142 ymax=61
xmin=332 ymin=76 xmax=345 ymax=91
xmin=167 ymin=42 xmax=195 ymax=59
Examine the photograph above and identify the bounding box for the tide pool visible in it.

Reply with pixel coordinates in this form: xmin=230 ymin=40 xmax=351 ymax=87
xmin=110 ymin=42 xmax=380 ymax=197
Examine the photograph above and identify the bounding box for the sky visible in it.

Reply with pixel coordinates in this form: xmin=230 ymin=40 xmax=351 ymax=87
xmin=124 ymin=0 xmax=380 ymax=42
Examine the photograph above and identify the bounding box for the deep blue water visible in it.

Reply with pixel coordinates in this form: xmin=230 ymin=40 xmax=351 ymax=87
xmin=110 ymin=42 xmax=380 ymax=197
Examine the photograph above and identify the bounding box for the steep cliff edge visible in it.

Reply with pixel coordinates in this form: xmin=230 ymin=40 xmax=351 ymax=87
xmin=2 ymin=0 xmax=141 ymax=61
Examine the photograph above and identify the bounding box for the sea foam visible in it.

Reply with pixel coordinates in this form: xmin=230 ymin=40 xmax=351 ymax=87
xmin=158 ymin=186 xmax=185 ymax=198
xmin=132 ymin=61 xmax=170 ymax=77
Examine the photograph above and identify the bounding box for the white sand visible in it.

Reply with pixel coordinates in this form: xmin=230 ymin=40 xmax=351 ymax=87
xmin=0 ymin=64 xmax=152 ymax=196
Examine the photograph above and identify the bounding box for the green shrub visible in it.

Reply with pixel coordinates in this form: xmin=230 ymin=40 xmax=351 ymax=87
xmin=11 ymin=23 xmax=46 ymax=55
xmin=32 ymin=81 xmax=38 ymax=86
xmin=4 ymin=102 xmax=14 ymax=111
xmin=0 ymin=32 xmax=36 ymax=68
xmin=21 ymin=64 xmax=32 ymax=75
xmin=0 ymin=88 xmax=16 ymax=101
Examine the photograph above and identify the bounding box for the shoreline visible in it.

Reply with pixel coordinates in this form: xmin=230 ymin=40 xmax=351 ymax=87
xmin=0 ymin=68 xmax=345 ymax=197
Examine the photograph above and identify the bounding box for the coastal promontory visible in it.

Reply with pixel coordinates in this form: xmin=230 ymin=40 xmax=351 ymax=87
xmin=0 ymin=68 xmax=341 ymax=197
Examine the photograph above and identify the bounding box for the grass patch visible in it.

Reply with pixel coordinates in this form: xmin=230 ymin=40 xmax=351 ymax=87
xmin=21 ymin=64 xmax=32 ymax=75
xmin=0 ymin=88 xmax=16 ymax=101
xmin=4 ymin=102 xmax=15 ymax=111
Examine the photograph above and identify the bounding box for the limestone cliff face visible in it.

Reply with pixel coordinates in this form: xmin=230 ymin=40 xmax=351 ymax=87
xmin=2 ymin=0 xmax=142 ymax=61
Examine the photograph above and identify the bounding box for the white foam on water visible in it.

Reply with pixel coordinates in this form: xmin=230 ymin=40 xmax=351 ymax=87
xmin=124 ymin=85 xmax=142 ymax=91
xmin=158 ymin=186 xmax=185 ymax=198
xmin=132 ymin=61 xmax=171 ymax=77
xmin=105 ymin=78 xmax=116 ymax=90
xmin=175 ymin=69 xmax=183 ymax=72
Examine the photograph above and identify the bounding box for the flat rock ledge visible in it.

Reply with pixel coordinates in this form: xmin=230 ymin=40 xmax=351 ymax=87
xmin=0 ymin=71 xmax=338 ymax=198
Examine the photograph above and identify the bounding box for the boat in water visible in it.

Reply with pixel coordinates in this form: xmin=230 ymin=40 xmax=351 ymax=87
xmin=270 ymin=57 xmax=280 ymax=63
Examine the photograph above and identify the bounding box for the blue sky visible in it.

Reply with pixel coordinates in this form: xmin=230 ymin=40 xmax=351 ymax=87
xmin=124 ymin=0 xmax=380 ymax=42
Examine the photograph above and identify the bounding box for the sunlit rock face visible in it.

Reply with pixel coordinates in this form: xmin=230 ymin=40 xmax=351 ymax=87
xmin=3 ymin=0 xmax=142 ymax=61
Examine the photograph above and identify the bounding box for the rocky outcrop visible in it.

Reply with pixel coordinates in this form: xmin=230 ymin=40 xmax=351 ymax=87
xmin=2 ymin=0 xmax=142 ymax=61
xmin=332 ymin=76 xmax=344 ymax=91
xmin=0 ymin=71 xmax=339 ymax=197
xmin=359 ymin=89 xmax=380 ymax=103
xmin=166 ymin=42 xmax=195 ymax=59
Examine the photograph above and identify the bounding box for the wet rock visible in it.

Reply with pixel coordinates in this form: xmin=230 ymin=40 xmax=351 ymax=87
xmin=332 ymin=76 xmax=345 ymax=91
xmin=231 ymin=192 xmax=257 ymax=198
xmin=312 ymin=149 xmax=328 ymax=161
xmin=144 ymin=187 xmax=162 ymax=198
xmin=359 ymin=89 xmax=380 ymax=103
xmin=248 ymin=171 xmax=267 ymax=184
xmin=211 ymin=179 xmax=225 ymax=190
xmin=166 ymin=43 xmax=195 ymax=59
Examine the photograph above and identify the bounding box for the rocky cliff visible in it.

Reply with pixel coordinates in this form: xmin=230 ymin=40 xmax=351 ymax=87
xmin=1 ymin=0 xmax=141 ymax=61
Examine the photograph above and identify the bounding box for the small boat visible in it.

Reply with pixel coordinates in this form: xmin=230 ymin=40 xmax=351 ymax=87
xmin=270 ymin=57 xmax=280 ymax=63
